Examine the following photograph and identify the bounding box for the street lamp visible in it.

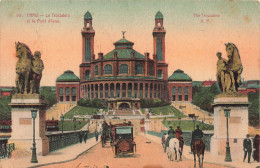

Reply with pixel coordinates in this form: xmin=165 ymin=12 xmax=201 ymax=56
xmin=31 ymin=109 xmax=38 ymax=163
xmin=60 ymin=114 xmax=64 ymax=136
xmin=224 ymin=108 xmax=232 ymax=162
xmin=178 ymin=117 xmax=181 ymax=126
xmin=73 ymin=117 xmax=76 ymax=131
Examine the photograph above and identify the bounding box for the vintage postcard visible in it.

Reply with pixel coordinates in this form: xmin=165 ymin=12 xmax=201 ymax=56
xmin=0 ymin=0 xmax=259 ymax=168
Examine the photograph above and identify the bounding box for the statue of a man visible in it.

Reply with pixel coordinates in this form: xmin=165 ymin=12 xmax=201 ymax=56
xmin=216 ymin=52 xmax=228 ymax=92
xmin=30 ymin=51 xmax=44 ymax=94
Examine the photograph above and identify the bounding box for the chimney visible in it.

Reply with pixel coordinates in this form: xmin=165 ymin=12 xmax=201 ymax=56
xmin=145 ymin=52 xmax=150 ymax=60
xmin=114 ymin=51 xmax=118 ymax=59
xmin=98 ymin=52 xmax=103 ymax=60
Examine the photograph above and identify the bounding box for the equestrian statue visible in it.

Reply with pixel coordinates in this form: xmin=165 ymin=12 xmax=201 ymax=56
xmin=15 ymin=42 xmax=44 ymax=94
xmin=216 ymin=43 xmax=243 ymax=93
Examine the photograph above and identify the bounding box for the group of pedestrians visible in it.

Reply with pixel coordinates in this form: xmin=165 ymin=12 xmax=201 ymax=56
xmin=78 ymin=129 xmax=100 ymax=144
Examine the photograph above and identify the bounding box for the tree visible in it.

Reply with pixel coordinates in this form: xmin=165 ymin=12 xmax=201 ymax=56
xmin=192 ymin=83 xmax=221 ymax=113
xmin=40 ymin=87 xmax=57 ymax=109
xmin=248 ymin=92 xmax=259 ymax=126
xmin=0 ymin=96 xmax=11 ymax=121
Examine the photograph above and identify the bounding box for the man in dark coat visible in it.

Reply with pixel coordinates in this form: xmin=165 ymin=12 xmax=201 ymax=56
xmin=243 ymin=134 xmax=252 ymax=163
xmin=79 ymin=130 xmax=83 ymax=143
xmin=95 ymin=130 xmax=99 ymax=142
xmin=190 ymin=125 xmax=204 ymax=153
xmin=168 ymin=126 xmax=175 ymax=135
xmin=83 ymin=131 xmax=88 ymax=143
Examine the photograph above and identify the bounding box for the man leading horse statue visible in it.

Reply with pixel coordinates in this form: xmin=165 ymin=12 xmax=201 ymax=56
xmin=216 ymin=43 xmax=243 ymax=93
xmin=15 ymin=42 xmax=44 ymax=94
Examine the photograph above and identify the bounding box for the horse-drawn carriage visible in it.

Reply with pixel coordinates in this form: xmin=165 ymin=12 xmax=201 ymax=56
xmin=112 ymin=126 xmax=136 ymax=157
xmin=101 ymin=126 xmax=112 ymax=147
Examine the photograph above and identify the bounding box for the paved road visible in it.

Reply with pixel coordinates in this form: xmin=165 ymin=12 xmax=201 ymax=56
xmin=42 ymin=135 xmax=229 ymax=168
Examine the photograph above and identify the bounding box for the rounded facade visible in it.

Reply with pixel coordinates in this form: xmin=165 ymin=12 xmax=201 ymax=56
xmin=79 ymin=11 xmax=169 ymax=109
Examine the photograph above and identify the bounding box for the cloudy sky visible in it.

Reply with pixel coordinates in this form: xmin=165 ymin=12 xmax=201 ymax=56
xmin=0 ymin=0 xmax=259 ymax=86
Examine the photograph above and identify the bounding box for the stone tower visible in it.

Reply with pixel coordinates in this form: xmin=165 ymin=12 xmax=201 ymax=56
xmin=80 ymin=11 xmax=95 ymax=82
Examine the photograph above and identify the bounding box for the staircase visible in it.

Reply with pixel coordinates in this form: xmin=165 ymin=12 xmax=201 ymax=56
xmin=171 ymin=101 xmax=214 ymax=124
xmin=108 ymin=109 xmax=141 ymax=116
xmin=46 ymin=102 xmax=77 ymax=120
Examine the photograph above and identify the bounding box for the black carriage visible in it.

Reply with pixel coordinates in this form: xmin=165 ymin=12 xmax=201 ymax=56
xmin=112 ymin=126 xmax=136 ymax=157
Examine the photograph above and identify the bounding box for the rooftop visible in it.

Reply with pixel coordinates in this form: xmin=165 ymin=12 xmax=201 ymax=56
xmin=56 ymin=70 xmax=80 ymax=82
xmin=168 ymin=69 xmax=192 ymax=81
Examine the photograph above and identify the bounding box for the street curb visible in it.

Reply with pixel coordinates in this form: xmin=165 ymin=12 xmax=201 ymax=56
xmin=27 ymin=139 xmax=101 ymax=168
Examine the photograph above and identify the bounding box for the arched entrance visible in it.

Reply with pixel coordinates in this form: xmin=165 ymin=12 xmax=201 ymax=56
xmin=118 ymin=103 xmax=130 ymax=110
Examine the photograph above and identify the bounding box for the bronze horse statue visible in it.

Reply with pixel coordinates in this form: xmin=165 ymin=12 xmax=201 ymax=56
xmin=192 ymin=139 xmax=205 ymax=168
xmin=15 ymin=42 xmax=33 ymax=94
xmin=15 ymin=42 xmax=44 ymax=94
xmin=217 ymin=43 xmax=243 ymax=93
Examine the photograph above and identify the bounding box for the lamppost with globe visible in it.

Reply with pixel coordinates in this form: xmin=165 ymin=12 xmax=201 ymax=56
xmin=73 ymin=117 xmax=76 ymax=131
xmin=60 ymin=114 xmax=64 ymax=136
xmin=31 ymin=109 xmax=38 ymax=163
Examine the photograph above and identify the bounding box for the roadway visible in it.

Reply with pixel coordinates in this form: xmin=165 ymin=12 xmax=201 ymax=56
xmin=42 ymin=134 xmax=228 ymax=168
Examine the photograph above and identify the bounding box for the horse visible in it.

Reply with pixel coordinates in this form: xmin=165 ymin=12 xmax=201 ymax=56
xmin=161 ymin=134 xmax=168 ymax=152
xmin=225 ymin=43 xmax=243 ymax=92
xmin=166 ymin=138 xmax=180 ymax=161
xmin=15 ymin=42 xmax=33 ymax=94
xmin=192 ymin=139 xmax=205 ymax=168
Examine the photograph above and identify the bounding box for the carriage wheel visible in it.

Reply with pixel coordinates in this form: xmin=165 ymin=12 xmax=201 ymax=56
xmin=114 ymin=146 xmax=118 ymax=158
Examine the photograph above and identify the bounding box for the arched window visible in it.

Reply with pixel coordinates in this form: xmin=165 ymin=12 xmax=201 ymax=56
xmin=72 ymin=87 xmax=76 ymax=101
xmin=72 ymin=87 xmax=76 ymax=95
xmin=59 ymin=88 xmax=63 ymax=94
xmin=104 ymin=64 xmax=112 ymax=74
xmin=157 ymin=69 xmax=163 ymax=79
xmin=135 ymin=64 xmax=143 ymax=74
xmin=85 ymin=70 xmax=90 ymax=79
xmin=95 ymin=65 xmax=98 ymax=76
xmin=172 ymin=87 xmax=176 ymax=101
xmin=120 ymin=64 xmax=128 ymax=74
xmin=59 ymin=88 xmax=64 ymax=102
xmin=184 ymin=86 xmax=189 ymax=101
xmin=65 ymin=87 xmax=70 ymax=101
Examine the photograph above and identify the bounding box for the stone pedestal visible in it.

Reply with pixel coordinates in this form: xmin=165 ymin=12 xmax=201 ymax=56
xmin=9 ymin=94 xmax=49 ymax=156
xmin=210 ymin=93 xmax=249 ymax=159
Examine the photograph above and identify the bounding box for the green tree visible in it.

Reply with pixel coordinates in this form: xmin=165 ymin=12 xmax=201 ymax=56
xmin=0 ymin=96 xmax=11 ymax=121
xmin=40 ymin=87 xmax=57 ymax=109
xmin=192 ymin=83 xmax=221 ymax=113
xmin=248 ymin=92 xmax=259 ymax=126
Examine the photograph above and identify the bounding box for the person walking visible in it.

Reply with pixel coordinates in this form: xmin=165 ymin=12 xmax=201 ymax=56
xmin=95 ymin=130 xmax=99 ymax=142
xmin=79 ymin=130 xmax=83 ymax=143
xmin=84 ymin=131 xmax=88 ymax=143
xmin=243 ymin=134 xmax=252 ymax=163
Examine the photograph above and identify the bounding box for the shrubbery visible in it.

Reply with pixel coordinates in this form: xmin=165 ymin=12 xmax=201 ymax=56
xmin=192 ymin=83 xmax=220 ymax=113
xmin=140 ymin=98 xmax=170 ymax=108
xmin=77 ymin=98 xmax=107 ymax=109
xmin=248 ymin=92 xmax=259 ymax=127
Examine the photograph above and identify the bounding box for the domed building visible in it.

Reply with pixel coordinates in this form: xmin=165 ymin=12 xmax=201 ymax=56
xmin=168 ymin=69 xmax=192 ymax=102
xmin=56 ymin=11 xmax=193 ymax=109
xmin=79 ymin=11 xmax=168 ymax=110
xmin=56 ymin=70 xmax=80 ymax=102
